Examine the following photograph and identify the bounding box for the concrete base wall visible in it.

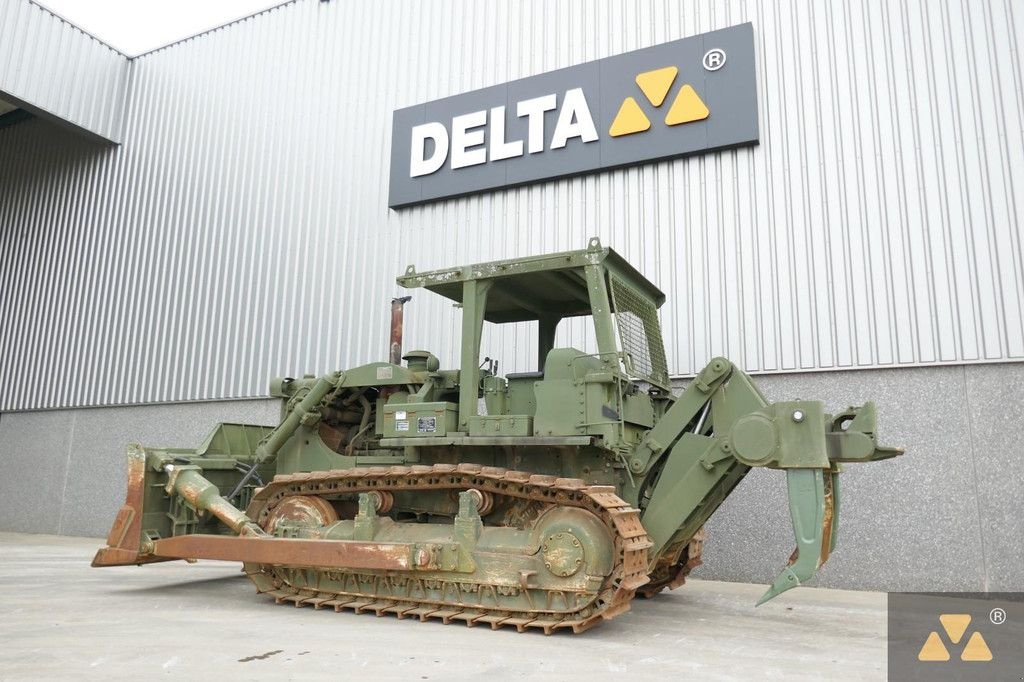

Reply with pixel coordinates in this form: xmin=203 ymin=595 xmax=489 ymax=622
xmin=0 ymin=399 xmax=280 ymax=537
xmin=1 ymin=363 xmax=1020 ymax=592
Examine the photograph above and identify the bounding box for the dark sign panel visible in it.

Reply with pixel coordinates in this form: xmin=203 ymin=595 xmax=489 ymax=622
xmin=389 ymin=23 xmax=759 ymax=208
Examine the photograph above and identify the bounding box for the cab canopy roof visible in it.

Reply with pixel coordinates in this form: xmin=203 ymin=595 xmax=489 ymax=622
xmin=397 ymin=238 xmax=665 ymax=324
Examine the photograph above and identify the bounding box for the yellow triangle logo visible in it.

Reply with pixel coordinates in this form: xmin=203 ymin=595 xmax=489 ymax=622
xmin=609 ymin=97 xmax=651 ymax=137
xmin=917 ymin=631 xmax=950 ymax=661
xmin=665 ymin=84 xmax=710 ymax=125
xmin=960 ymin=632 xmax=993 ymax=662
xmin=635 ymin=66 xmax=678 ymax=107
xmin=939 ymin=614 xmax=971 ymax=644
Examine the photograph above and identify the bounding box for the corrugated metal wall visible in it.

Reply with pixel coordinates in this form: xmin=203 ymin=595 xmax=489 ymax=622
xmin=1 ymin=0 xmax=1022 ymax=411
xmin=0 ymin=0 xmax=128 ymax=142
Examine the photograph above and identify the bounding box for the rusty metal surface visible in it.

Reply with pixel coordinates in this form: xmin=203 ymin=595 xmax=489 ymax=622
xmin=263 ymin=495 xmax=338 ymax=535
xmin=166 ymin=466 xmax=253 ymax=534
xmin=243 ymin=463 xmax=653 ymax=634
xmin=91 ymin=446 xmax=154 ymax=567
xmin=637 ymin=527 xmax=706 ymax=598
xmin=389 ymin=296 xmax=412 ymax=366
xmin=820 ymin=473 xmax=835 ymax=566
xmin=150 ymin=535 xmax=416 ymax=570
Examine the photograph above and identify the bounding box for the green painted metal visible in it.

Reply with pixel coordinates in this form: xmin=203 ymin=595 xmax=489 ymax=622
xmin=94 ymin=237 xmax=902 ymax=613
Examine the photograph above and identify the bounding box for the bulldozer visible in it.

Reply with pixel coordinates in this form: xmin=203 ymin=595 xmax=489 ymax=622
xmin=94 ymin=238 xmax=901 ymax=633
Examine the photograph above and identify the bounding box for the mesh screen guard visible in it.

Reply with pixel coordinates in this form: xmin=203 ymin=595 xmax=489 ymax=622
xmin=608 ymin=272 xmax=670 ymax=388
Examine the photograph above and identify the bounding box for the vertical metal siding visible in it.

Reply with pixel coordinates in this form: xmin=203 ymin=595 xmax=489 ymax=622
xmin=0 ymin=0 xmax=128 ymax=142
xmin=1 ymin=0 xmax=1022 ymax=410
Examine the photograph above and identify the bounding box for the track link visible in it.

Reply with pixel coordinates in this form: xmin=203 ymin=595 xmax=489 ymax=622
xmin=243 ymin=463 xmax=653 ymax=634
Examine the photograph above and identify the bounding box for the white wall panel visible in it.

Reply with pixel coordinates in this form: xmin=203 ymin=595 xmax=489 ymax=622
xmin=1 ymin=0 xmax=1023 ymax=410
xmin=0 ymin=0 xmax=128 ymax=141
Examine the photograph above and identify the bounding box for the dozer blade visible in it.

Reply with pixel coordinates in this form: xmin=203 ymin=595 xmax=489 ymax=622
xmin=92 ymin=444 xmax=171 ymax=567
xmin=756 ymin=466 xmax=838 ymax=605
xmin=94 ymin=423 xmax=277 ymax=567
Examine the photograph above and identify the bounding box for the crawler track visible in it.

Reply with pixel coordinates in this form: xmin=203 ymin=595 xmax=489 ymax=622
xmin=243 ymin=463 xmax=653 ymax=633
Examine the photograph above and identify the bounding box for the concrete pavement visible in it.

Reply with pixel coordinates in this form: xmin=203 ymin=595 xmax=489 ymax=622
xmin=0 ymin=532 xmax=886 ymax=680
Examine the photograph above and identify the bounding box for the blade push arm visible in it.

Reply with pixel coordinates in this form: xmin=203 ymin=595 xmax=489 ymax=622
xmin=637 ymin=358 xmax=901 ymax=605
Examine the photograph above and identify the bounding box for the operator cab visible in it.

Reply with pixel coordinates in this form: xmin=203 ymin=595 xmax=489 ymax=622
xmin=396 ymin=237 xmax=668 ymax=446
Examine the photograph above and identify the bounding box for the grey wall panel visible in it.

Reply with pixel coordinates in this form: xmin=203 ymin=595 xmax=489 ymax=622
xmin=0 ymin=0 xmax=128 ymax=142
xmin=962 ymin=363 xmax=1024 ymax=591
xmin=0 ymin=408 xmax=75 ymax=533
xmin=0 ymin=398 xmax=279 ymax=536
xmin=1 ymin=0 xmax=1023 ymax=410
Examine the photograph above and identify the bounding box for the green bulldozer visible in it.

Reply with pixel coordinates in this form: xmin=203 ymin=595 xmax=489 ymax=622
xmin=94 ymin=238 xmax=901 ymax=633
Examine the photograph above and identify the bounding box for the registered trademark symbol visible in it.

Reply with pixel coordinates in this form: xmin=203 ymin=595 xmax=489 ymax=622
xmin=703 ymin=48 xmax=727 ymax=71
xmin=990 ymin=607 xmax=1006 ymax=625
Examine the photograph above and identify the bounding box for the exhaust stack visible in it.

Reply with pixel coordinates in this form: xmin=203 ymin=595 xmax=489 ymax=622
xmin=390 ymin=296 xmax=412 ymax=365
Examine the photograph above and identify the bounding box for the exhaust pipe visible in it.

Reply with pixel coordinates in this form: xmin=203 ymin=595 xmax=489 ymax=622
xmin=390 ymin=296 xmax=412 ymax=365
